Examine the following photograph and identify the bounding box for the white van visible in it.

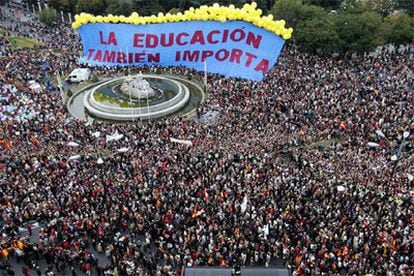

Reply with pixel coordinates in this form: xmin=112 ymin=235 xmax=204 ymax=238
xmin=66 ymin=68 xmax=91 ymax=83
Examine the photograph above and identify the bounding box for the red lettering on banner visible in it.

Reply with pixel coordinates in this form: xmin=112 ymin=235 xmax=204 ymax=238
xmin=201 ymin=50 xmax=213 ymax=61
xmin=93 ymin=50 xmax=102 ymax=62
xmin=177 ymin=33 xmax=189 ymax=46
xmin=229 ymin=49 xmax=242 ymax=64
xmin=160 ymin=33 xmax=174 ymax=47
xmin=183 ymin=50 xmax=200 ymax=62
xmin=246 ymin=33 xmax=262 ymax=49
xmin=146 ymin=34 xmax=158 ymax=48
xmin=230 ymin=29 xmax=246 ymax=42
xmin=245 ymin=52 xmax=257 ymax=67
xmin=99 ymin=31 xmax=117 ymax=45
xmin=117 ymin=51 xmax=126 ymax=63
xmin=135 ymin=52 xmax=146 ymax=62
xmin=103 ymin=50 xmax=116 ymax=63
xmin=254 ymin=59 xmax=269 ymax=73
xmin=222 ymin=30 xmax=229 ymax=43
xmin=148 ymin=53 xmax=160 ymax=62
xmin=87 ymin=49 xmax=95 ymax=60
xmin=207 ymin=30 xmax=220 ymax=44
xmin=216 ymin=49 xmax=229 ymax=61
xmin=133 ymin=34 xmax=145 ymax=47
xmin=190 ymin=30 xmax=206 ymax=45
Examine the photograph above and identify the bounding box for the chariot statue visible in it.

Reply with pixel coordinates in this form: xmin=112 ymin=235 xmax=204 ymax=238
xmin=120 ymin=76 xmax=155 ymax=99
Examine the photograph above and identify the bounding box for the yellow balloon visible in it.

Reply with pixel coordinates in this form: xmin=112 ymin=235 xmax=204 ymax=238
xmin=251 ymin=2 xmax=257 ymax=9
xmin=219 ymin=16 xmax=226 ymax=23
xmin=213 ymin=3 xmax=220 ymax=9
xmin=282 ymin=33 xmax=291 ymax=40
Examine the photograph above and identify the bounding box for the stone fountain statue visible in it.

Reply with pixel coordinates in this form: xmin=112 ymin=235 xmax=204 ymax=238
xmin=120 ymin=76 xmax=155 ymax=99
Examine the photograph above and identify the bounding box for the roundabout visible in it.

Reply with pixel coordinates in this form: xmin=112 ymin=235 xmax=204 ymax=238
xmin=67 ymin=74 xmax=205 ymax=122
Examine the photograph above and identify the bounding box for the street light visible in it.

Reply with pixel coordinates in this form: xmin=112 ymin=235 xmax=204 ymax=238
xmin=368 ymin=130 xmax=411 ymax=179
xmin=391 ymin=131 xmax=410 ymax=178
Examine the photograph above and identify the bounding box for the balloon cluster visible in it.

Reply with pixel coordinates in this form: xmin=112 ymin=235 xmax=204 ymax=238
xmin=72 ymin=2 xmax=293 ymax=40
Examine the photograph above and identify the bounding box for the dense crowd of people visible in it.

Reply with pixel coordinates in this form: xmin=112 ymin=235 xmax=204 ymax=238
xmin=1 ymin=5 xmax=413 ymax=276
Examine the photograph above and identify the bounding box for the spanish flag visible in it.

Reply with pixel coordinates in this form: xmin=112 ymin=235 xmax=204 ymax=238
xmin=31 ymin=135 xmax=40 ymax=147
xmin=1 ymin=249 xmax=8 ymax=258
xmin=17 ymin=240 xmax=24 ymax=250
xmin=192 ymin=203 xmax=205 ymax=218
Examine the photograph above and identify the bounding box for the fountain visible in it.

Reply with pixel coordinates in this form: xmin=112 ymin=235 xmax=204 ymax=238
xmin=119 ymin=76 xmax=156 ymax=99
xmin=67 ymin=73 xmax=205 ymax=122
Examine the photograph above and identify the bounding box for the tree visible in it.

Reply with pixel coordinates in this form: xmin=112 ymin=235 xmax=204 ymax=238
xmin=364 ymin=0 xmax=395 ymax=16
xmin=162 ymin=0 xmax=178 ymax=12
xmin=168 ymin=8 xmax=180 ymax=14
xmin=38 ymin=7 xmax=58 ymax=26
xmin=78 ymin=0 xmax=106 ymax=14
xmin=47 ymin=0 xmax=77 ymax=13
xmin=395 ymin=0 xmax=414 ymax=15
xmin=106 ymin=0 xmax=133 ymax=16
xmin=300 ymin=3 xmax=326 ymax=21
xmin=179 ymin=0 xmax=200 ymax=11
xmin=133 ymin=0 xmax=164 ymax=16
xmin=270 ymin=0 xmax=326 ymax=29
xmin=386 ymin=12 xmax=414 ymax=45
xmin=294 ymin=15 xmax=342 ymax=55
xmin=333 ymin=11 xmax=383 ymax=53
xmin=339 ymin=0 xmax=366 ymax=13
xmin=270 ymin=0 xmax=304 ymax=28
xmin=303 ymin=0 xmax=342 ymax=10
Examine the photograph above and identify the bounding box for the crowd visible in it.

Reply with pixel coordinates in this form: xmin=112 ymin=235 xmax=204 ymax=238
xmin=1 ymin=5 xmax=413 ymax=276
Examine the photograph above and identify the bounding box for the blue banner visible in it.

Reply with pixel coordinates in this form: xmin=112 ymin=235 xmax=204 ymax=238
xmin=78 ymin=21 xmax=285 ymax=81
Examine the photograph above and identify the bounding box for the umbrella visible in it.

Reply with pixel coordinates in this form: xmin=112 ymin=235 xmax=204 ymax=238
xmin=106 ymin=130 xmax=124 ymax=142
xmin=67 ymin=141 xmax=80 ymax=147
xmin=91 ymin=131 xmax=101 ymax=138
xmin=375 ymin=129 xmax=386 ymax=138
xmin=117 ymin=147 xmax=129 ymax=153
xmin=170 ymin=137 xmax=193 ymax=146
xmin=367 ymin=142 xmax=380 ymax=148
xmin=68 ymin=155 xmax=81 ymax=161
xmin=337 ymin=185 xmax=346 ymax=192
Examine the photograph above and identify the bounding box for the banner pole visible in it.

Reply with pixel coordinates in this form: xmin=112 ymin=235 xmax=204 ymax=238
xmin=146 ymin=86 xmax=150 ymax=121
xmin=204 ymin=59 xmax=207 ymax=92
xmin=126 ymin=47 xmax=134 ymax=122
xmin=56 ymin=71 xmax=65 ymax=105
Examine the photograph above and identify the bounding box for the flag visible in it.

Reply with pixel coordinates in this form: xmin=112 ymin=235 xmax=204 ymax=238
xmin=192 ymin=203 xmax=204 ymax=218
xmin=17 ymin=240 xmax=24 ymax=250
xmin=204 ymin=188 xmax=209 ymax=202
xmin=31 ymin=135 xmax=40 ymax=146
xmin=155 ymin=188 xmax=161 ymax=208
xmin=240 ymin=195 xmax=248 ymax=214
xmin=1 ymin=249 xmax=8 ymax=258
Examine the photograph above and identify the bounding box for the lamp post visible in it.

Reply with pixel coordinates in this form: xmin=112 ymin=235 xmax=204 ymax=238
xmin=368 ymin=130 xmax=411 ymax=179
xmin=97 ymin=157 xmax=106 ymax=197
xmin=390 ymin=131 xmax=410 ymax=178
